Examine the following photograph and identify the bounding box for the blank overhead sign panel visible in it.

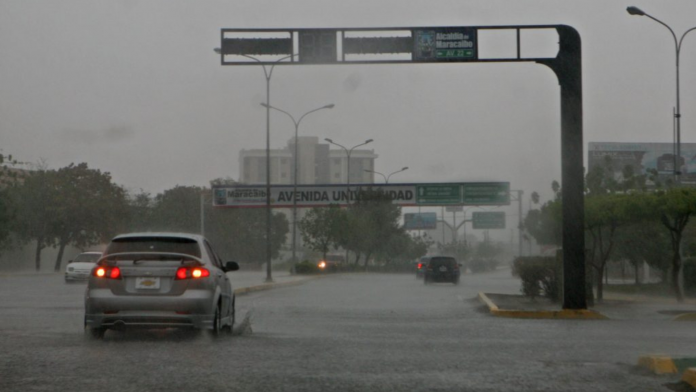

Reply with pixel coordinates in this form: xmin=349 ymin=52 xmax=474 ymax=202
xmin=218 ymin=26 xmax=563 ymax=65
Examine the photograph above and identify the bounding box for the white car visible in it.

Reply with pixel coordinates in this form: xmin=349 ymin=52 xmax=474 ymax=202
xmin=65 ymin=252 xmax=102 ymax=283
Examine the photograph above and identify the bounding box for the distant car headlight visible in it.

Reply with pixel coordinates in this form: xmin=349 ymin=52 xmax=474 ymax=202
xmin=318 ymin=261 xmax=326 ymax=269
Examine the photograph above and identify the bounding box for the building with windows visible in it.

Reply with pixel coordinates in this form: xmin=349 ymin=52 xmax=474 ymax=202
xmin=239 ymin=136 xmax=378 ymax=185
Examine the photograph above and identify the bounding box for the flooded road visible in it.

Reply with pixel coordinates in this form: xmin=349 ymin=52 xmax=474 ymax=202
xmin=0 ymin=270 xmax=692 ymax=391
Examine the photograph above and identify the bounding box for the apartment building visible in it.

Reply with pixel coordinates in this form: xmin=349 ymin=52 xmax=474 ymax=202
xmin=239 ymin=136 xmax=378 ymax=185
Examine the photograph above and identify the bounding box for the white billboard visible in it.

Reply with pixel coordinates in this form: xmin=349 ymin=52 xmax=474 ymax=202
xmin=588 ymin=142 xmax=696 ymax=186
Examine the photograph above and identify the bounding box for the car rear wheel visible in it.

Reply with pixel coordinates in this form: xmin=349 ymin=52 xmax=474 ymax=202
xmin=84 ymin=325 xmax=106 ymax=340
xmin=209 ymin=302 xmax=225 ymax=337
xmin=222 ymin=298 xmax=234 ymax=334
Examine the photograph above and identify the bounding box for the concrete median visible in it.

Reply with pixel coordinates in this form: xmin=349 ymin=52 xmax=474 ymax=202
xmin=478 ymin=292 xmax=608 ymax=320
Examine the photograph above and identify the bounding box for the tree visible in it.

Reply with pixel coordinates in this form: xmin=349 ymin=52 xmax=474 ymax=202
xmin=656 ymin=188 xmax=696 ymax=302
xmin=584 ymin=194 xmax=636 ymax=301
xmin=126 ymin=190 xmax=154 ymax=232
xmin=378 ymin=232 xmax=433 ymax=265
xmin=8 ymin=169 xmax=60 ymax=271
xmin=613 ymin=221 xmax=671 ymax=285
xmin=206 ymin=206 xmax=289 ymax=264
xmin=299 ymin=205 xmax=345 ymax=261
xmin=0 ymin=190 xmax=14 ymax=251
xmin=50 ymin=163 xmax=128 ymax=271
xmin=340 ymin=189 xmax=402 ymax=268
xmin=150 ymin=185 xmax=205 ymax=233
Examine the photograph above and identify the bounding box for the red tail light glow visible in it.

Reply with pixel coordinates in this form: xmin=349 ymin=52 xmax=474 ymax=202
xmin=417 ymin=263 xmax=423 ymax=269
xmin=175 ymin=266 xmax=210 ymax=280
xmin=93 ymin=266 xmax=121 ymax=280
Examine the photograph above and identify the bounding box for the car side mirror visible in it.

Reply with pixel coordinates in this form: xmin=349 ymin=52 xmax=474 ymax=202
xmin=224 ymin=261 xmax=239 ymax=272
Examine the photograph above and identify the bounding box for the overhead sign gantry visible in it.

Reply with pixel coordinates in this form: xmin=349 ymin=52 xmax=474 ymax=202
xmin=217 ymin=24 xmax=587 ymax=310
xmin=212 ymin=182 xmax=510 ymax=208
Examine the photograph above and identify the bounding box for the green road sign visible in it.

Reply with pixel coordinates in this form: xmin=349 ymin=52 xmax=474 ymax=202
xmin=472 ymin=212 xmax=506 ymax=229
xmin=462 ymin=182 xmax=510 ymax=205
xmin=416 ymin=184 xmax=461 ymax=205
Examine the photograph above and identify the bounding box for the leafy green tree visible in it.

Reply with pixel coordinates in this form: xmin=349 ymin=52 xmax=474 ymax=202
xmin=206 ymin=206 xmax=289 ymax=264
xmin=50 ymin=163 xmax=128 ymax=271
xmin=378 ymin=232 xmax=432 ymax=265
xmin=150 ymin=185 xmax=205 ymax=233
xmin=8 ymin=169 xmax=60 ymax=271
xmin=126 ymin=190 xmax=154 ymax=232
xmin=613 ymin=221 xmax=671 ymax=284
xmin=655 ymin=188 xmax=696 ymax=302
xmin=0 ymin=190 xmax=14 ymax=251
xmin=298 ymin=205 xmax=345 ymax=261
xmin=584 ymin=194 xmax=638 ymax=301
xmin=340 ymin=189 xmax=402 ymax=268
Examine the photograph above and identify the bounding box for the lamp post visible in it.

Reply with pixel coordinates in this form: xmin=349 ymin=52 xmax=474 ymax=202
xmin=261 ymin=103 xmax=335 ymax=263
xmin=214 ymin=48 xmax=296 ymax=283
xmin=324 ymin=138 xmax=373 ymax=203
xmin=364 ymin=167 xmax=409 ymax=184
xmin=627 ymin=6 xmax=696 ymax=183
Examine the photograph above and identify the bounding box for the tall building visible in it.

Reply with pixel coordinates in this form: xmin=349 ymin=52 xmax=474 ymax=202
xmin=239 ymin=136 xmax=378 ymax=185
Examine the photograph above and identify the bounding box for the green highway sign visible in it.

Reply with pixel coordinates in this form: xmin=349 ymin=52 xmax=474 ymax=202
xmin=472 ymin=212 xmax=506 ymax=229
xmin=416 ymin=184 xmax=461 ymax=205
xmin=462 ymin=182 xmax=510 ymax=205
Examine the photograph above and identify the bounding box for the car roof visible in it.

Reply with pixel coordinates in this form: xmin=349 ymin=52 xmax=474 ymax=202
xmin=79 ymin=251 xmax=103 ymax=255
xmin=111 ymin=232 xmax=204 ymax=242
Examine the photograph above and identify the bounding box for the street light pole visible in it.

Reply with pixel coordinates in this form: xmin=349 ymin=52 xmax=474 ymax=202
xmin=261 ymin=103 xmax=335 ymax=264
xmin=324 ymin=138 xmax=373 ymax=203
xmin=214 ymin=48 xmax=295 ymax=283
xmin=627 ymin=6 xmax=696 ymax=184
xmin=364 ymin=167 xmax=409 ymax=184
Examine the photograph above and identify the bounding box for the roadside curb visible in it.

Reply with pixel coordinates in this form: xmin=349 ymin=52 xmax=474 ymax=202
xmin=673 ymin=313 xmax=696 ymax=322
xmin=638 ymin=355 xmax=696 ymax=375
xmin=234 ymin=275 xmax=323 ymax=296
xmin=683 ymin=368 xmax=696 ymax=388
xmin=477 ymin=292 xmax=608 ymax=320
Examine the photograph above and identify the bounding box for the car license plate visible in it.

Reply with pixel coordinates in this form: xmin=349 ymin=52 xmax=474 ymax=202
xmin=439 ymin=266 xmax=447 ymax=272
xmin=135 ymin=277 xmax=160 ymax=289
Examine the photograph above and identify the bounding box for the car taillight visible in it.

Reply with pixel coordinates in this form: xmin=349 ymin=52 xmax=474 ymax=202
xmin=94 ymin=266 xmax=121 ymax=279
xmin=175 ymin=267 xmax=210 ymax=280
xmin=417 ymin=263 xmax=423 ymax=269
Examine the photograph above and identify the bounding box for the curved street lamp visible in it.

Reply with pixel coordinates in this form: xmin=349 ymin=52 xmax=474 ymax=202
xmin=364 ymin=167 xmax=409 ymax=184
xmin=261 ymin=103 xmax=335 ymax=263
xmin=627 ymin=7 xmax=696 ymax=183
xmin=214 ymin=48 xmax=296 ymax=283
xmin=324 ymin=138 xmax=373 ymax=202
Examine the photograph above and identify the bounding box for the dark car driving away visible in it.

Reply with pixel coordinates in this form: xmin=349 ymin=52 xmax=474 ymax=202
xmin=84 ymin=232 xmax=239 ymax=339
xmin=424 ymin=256 xmax=460 ymax=285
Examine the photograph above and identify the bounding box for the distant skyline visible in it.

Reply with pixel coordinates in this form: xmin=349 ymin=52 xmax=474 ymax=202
xmin=2 ymin=0 xmax=696 ymax=241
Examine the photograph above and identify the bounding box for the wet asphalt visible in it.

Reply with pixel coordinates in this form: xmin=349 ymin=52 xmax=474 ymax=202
xmin=0 ymin=270 xmax=694 ymax=391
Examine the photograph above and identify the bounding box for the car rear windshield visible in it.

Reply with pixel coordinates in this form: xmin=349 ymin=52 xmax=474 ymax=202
xmin=429 ymin=257 xmax=456 ymax=268
xmin=73 ymin=253 xmax=101 ymax=263
xmin=105 ymin=237 xmax=201 ymax=258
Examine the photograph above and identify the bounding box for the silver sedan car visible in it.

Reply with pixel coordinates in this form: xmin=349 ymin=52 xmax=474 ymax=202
xmin=84 ymin=233 xmax=239 ymax=339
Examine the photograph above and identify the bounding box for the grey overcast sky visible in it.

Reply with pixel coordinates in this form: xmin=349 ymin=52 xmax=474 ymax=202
xmin=1 ymin=0 xmax=695 ymax=215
